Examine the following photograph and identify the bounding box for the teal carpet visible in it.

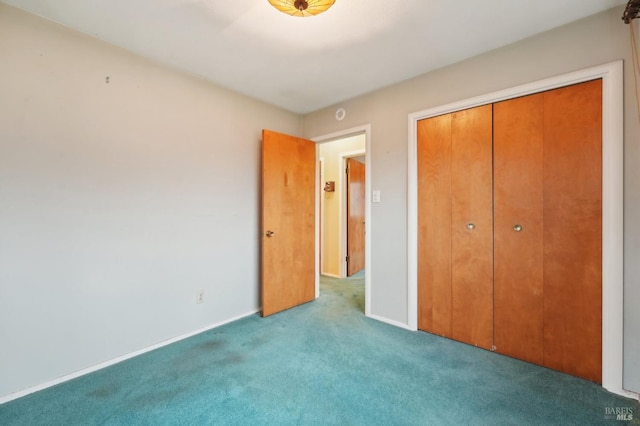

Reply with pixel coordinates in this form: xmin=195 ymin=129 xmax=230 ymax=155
xmin=1 ymin=274 xmax=638 ymax=425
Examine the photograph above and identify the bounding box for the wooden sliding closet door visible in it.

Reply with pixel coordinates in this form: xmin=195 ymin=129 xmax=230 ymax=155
xmin=418 ymin=114 xmax=452 ymax=336
xmin=542 ymin=80 xmax=602 ymax=383
xmin=450 ymin=106 xmax=494 ymax=350
xmin=418 ymin=105 xmax=493 ymax=350
xmin=493 ymin=94 xmax=545 ymax=365
xmin=494 ymin=80 xmax=602 ymax=382
xmin=418 ymin=80 xmax=601 ymax=383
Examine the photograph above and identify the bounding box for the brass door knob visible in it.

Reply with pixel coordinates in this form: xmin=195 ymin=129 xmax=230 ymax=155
xmin=266 ymin=230 xmax=274 ymax=237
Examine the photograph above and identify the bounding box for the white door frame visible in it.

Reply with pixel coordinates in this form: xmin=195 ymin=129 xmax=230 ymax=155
xmin=407 ymin=61 xmax=628 ymax=397
xmin=313 ymin=125 xmax=372 ymax=317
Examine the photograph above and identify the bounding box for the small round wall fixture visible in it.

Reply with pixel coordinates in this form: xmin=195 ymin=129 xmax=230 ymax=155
xmin=335 ymin=108 xmax=346 ymax=121
xmin=268 ymin=0 xmax=336 ymax=17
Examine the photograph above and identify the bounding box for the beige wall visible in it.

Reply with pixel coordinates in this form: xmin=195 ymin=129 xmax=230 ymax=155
xmin=0 ymin=3 xmax=301 ymax=399
xmin=319 ymin=135 xmax=366 ymax=277
xmin=303 ymin=6 xmax=640 ymax=393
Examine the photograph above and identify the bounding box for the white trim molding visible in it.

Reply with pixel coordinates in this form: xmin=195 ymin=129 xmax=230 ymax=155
xmin=313 ymin=124 xmax=372 ymax=317
xmin=320 ymin=272 xmax=342 ymax=279
xmin=407 ymin=61 xmax=625 ymax=396
xmin=368 ymin=313 xmax=414 ymax=331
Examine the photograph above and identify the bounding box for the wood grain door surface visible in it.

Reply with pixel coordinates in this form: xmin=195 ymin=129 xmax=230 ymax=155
xmin=493 ymin=93 xmax=545 ymax=365
xmin=417 ymin=113 xmax=453 ymax=336
xmin=261 ymin=130 xmax=316 ymax=317
xmin=417 ymin=105 xmax=493 ymax=350
xmin=347 ymin=158 xmax=366 ymax=276
xmin=450 ymin=105 xmax=494 ymax=350
xmin=542 ymin=80 xmax=602 ymax=383
xmin=417 ymin=80 xmax=602 ymax=383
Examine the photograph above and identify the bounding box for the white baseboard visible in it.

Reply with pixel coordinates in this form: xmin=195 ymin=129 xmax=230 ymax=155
xmin=0 ymin=309 xmax=259 ymax=405
xmin=618 ymin=389 xmax=640 ymax=402
xmin=605 ymin=387 xmax=639 ymax=401
xmin=367 ymin=313 xmax=413 ymax=331
xmin=320 ymin=272 xmax=342 ymax=278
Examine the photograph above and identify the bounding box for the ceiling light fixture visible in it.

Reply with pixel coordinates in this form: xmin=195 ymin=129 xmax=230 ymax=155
xmin=268 ymin=0 xmax=336 ymax=17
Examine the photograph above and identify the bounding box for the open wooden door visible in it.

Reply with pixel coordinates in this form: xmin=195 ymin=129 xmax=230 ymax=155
xmin=261 ymin=130 xmax=316 ymax=317
xmin=346 ymin=158 xmax=365 ymax=276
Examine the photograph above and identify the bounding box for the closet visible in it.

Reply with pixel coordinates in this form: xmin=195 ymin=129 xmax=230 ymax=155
xmin=417 ymin=79 xmax=602 ymax=383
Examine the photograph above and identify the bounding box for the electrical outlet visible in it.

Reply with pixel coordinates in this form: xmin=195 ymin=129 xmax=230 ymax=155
xmin=196 ymin=290 xmax=205 ymax=304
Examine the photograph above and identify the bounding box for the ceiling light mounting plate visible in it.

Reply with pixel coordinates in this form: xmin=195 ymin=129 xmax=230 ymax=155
xmin=295 ymin=0 xmax=308 ymax=11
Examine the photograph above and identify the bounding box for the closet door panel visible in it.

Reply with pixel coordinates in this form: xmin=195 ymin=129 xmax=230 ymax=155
xmin=543 ymin=80 xmax=602 ymax=383
xmin=450 ymin=105 xmax=494 ymax=350
xmin=493 ymin=94 xmax=544 ymax=364
xmin=417 ymin=114 xmax=453 ymax=336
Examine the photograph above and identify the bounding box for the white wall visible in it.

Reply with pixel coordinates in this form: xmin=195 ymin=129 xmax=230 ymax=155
xmin=319 ymin=135 xmax=365 ymax=277
xmin=303 ymin=6 xmax=640 ymax=393
xmin=0 ymin=4 xmax=301 ymax=399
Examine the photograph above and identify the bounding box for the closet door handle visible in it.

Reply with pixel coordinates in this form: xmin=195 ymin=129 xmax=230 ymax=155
xmin=467 ymin=223 xmax=475 ymax=230
xmin=513 ymin=224 xmax=523 ymax=232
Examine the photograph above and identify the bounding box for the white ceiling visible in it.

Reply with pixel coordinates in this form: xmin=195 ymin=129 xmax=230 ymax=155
xmin=2 ymin=0 xmax=628 ymax=113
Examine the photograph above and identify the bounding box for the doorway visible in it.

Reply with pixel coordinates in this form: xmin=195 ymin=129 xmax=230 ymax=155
xmin=318 ymin=139 xmax=365 ymax=278
xmin=313 ymin=125 xmax=371 ymax=316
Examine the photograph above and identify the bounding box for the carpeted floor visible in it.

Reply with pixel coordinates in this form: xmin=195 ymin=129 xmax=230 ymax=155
xmin=0 ymin=273 xmax=638 ymax=425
